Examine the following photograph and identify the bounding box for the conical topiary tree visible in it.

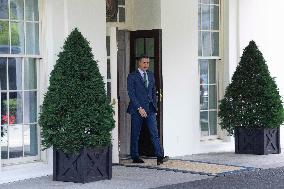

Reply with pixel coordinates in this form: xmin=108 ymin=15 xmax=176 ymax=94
xmin=219 ymin=40 xmax=284 ymax=135
xmin=39 ymin=28 xmax=115 ymax=154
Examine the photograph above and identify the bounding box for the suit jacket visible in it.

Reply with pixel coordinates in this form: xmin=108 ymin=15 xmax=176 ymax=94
xmin=127 ymin=70 xmax=158 ymax=114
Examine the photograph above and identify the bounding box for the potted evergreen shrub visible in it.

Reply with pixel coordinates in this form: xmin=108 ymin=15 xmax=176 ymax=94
xmin=219 ymin=41 xmax=284 ymax=155
xmin=39 ymin=28 xmax=115 ymax=183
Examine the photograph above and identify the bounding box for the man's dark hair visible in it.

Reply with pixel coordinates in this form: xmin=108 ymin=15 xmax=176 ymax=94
xmin=137 ymin=54 xmax=149 ymax=61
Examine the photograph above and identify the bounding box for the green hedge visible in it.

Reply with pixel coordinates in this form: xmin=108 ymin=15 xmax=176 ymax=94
xmin=39 ymin=28 xmax=115 ymax=154
xmin=219 ymin=41 xmax=284 ymax=135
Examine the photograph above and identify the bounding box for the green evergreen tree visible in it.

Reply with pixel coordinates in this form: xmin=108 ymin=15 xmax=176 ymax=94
xmin=39 ymin=28 xmax=115 ymax=154
xmin=219 ymin=41 xmax=284 ymax=135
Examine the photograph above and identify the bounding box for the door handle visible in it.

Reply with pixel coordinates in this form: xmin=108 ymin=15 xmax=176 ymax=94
xmin=159 ymin=89 xmax=163 ymax=102
xmin=156 ymin=89 xmax=163 ymax=102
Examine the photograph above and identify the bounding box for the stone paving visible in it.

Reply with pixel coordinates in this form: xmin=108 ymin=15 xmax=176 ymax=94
xmin=154 ymin=166 xmax=284 ymax=189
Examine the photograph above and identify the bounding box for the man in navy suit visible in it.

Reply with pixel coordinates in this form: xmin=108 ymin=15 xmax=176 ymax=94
xmin=127 ymin=54 xmax=168 ymax=165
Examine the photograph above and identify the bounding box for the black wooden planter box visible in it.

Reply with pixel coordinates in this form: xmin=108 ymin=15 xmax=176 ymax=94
xmin=235 ymin=127 xmax=281 ymax=155
xmin=53 ymin=145 xmax=112 ymax=183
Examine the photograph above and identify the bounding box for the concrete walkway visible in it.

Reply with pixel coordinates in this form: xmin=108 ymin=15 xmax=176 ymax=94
xmin=0 ymin=166 xmax=210 ymax=189
xmin=1 ymin=150 xmax=284 ymax=189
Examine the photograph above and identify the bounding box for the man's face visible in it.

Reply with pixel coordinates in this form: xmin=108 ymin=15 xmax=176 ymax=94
xmin=138 ymin=58 xmax=150 ymax=71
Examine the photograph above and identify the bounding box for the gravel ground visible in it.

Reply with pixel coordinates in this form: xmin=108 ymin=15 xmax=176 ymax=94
xmin=0 ymin=165 xmax=210 ymax=189
xmin=153 ymin=166 xmax=284 ymax=189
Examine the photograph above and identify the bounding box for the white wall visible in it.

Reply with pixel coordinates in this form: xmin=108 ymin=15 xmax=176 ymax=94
xmin=131 ymin=0 xmax=161 ymax=30
xmin=66 ymin=0 xmax=107 ymax=80
xmin=161 ymin=0 xmax=200 ymax=156
xmin=239 ymin=0 xmax=284 ymax=97
xmin=44 ymin=0 xmax=107 ymax=82
xmin=239 ymin=0 xmax=284 ymax=145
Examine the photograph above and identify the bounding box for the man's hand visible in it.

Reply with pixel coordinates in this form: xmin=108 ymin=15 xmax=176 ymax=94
xmin=138 ymin=107 xmax=147 ymax=118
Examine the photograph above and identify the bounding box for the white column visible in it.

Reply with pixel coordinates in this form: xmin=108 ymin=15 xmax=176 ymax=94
xmin=161 ymin=0 xmax=200 ymax=156
xmin=108 ymin=27 xmax=119 ymax=163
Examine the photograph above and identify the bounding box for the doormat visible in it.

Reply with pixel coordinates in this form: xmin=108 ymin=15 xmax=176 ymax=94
xmin=119 ymin=158 xmax=255 ymax=176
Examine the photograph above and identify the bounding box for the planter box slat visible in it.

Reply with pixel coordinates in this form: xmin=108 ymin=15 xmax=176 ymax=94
xmin=235 ymin=127 xmax=280 ymax=155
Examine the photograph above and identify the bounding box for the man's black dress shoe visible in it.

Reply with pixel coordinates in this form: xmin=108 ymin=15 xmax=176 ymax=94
xmin=157 ymin=156 xmax=169 ymax=165
xmin=132 ymin=158 xmax=144 ymax=163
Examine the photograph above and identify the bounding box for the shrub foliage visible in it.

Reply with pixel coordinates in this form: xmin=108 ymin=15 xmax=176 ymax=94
xmin=219 ymin=41 xmax=284 ymax=135
xmin=39 ymin=28 xmax=115 ymax=153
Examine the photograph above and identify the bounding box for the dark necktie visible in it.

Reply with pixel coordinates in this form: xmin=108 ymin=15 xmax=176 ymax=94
xmin=143 ymin=72 xmax=148 ymax=88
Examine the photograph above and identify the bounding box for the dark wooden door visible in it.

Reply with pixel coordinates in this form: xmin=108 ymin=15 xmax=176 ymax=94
xmin=130 ymin=30 xmax=163 ymax=157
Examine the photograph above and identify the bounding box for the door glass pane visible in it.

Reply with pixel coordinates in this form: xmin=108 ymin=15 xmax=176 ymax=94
xmin=209 ymin=85 xmax=217 ymax=109
xmin=209 ymin=60 xmax=216 ymax=84
xmin=202 ymin=32 xmax=211 ymax=56
xmin=26 ymin=22 xmax=39 ymax=55
xmin=23 ymin=91 xmax=37 ymax=124
xmin=11 ymin=21 xmax=25 ymax=54
xmin=0 ymin=0 xmax=8 ymax=19
xmin=200 ymin=111 xmax=209 ymax=136
xmin=0 ymin=58 xmax=7 ymax=90
xmin=209 ymin=111 xmax=217 ymax=135
xmin=149 ymin=58 xmax=155 ymax=73
xmin=210 ymin=5 xmax=219 ymax=30
xmin=8 ymin=58 xmax=22 ymax=90
xmin=135 ymin=38 xmax=144 ymax=57
xmin=199 ymin=59 xmax=208 ymax=85
xmin=201 ymin=5 xmax=210 ymax=30
xmin=145 ymin=38 xmax=154 ymax=57
xmin=1 ymin=125 xmax=8 ymax=159
xmin=24 ymin=58 xmax=37 ymax=89
xmin=10 ymin=0 xmax=24 ymax=20
xmin=25 ymin=0 xmax=39 ymax=21
xmin=9 ymin=124 xmax=23 ymax=158
xmin=9 ymin=92 xmax=23 ymax=124
xmin=0 ymin=21 xmax=10 ymax=54
xmin=24 ymin=124 xmax=38 ymax=157
xmin=212 ymin=32 xmax=219 ymax=56
xmin=200 ymin=84 xmax=208 ymax=110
